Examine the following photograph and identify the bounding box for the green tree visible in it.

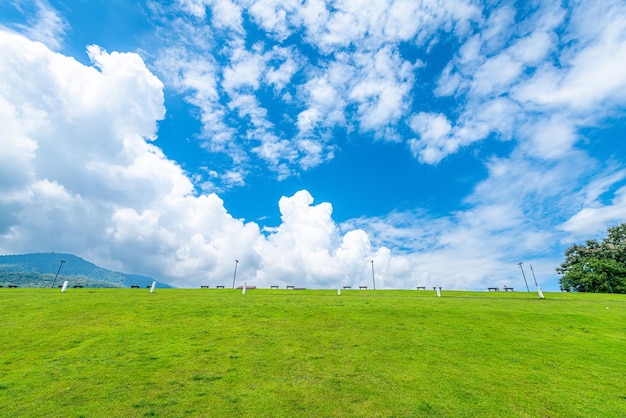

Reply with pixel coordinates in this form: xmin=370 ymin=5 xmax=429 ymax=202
xmin=557 ymin=223 xmax=626 ymax=293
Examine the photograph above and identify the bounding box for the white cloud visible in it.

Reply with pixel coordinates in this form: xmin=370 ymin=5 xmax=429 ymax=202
xmin=519 ymin=117 xmax=578 ymax=160
xmin=247 ymin=0 xmax=297 ymax=41
xmin=147 ymin=0 xmax=625 ymax=185
xmin=144 ymin=0 xmax=484 ymax=184
xmin=211 ymin=0 xmax=245 ymax=33
xmin=222 ymin=45 xmax=265 ymax=92
xmin=470 ymin=52 xmax=523 ymax=96
xmin=408 ymin=112 xmax=453 ymax=164
xmin=421 ymin=0 xmax=626 ymax=165
xmin=348 ymin=46 xmax=414 ymax=132
xmin=8 ymin=0 xmax=67 ymax=51
xmin=264 ymin=46 xmax=300 ymax=91
xmin=253 ymin=190 xmax=388 ymax=288
xmin=560 ymin=187 xmax=626 ymax=238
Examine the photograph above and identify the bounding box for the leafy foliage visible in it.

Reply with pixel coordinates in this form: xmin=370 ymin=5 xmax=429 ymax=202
xmin=557 ymin=224 xmax=626 ymax=293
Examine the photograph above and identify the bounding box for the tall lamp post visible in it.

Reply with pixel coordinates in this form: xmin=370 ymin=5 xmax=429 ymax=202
xmin=232 ymin=259 xmax=239 ymax=289
xmin=371 ymin=260 xmax=376 ymax=290
xmin=51 ymin=260 xmax=66 ymax=288
xmin=529 ymin=264 xmax=538 ymax=287
xmin=517 ymin=262 xmax=530 ymax=292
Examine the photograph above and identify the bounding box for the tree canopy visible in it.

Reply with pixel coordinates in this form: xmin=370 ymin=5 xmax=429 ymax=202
xmin=557 ymin=223 xmax=626 ymax=293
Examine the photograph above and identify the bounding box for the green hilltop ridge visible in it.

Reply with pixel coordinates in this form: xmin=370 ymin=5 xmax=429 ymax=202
xmin=0 ymin=252 xmax=169 ymax=288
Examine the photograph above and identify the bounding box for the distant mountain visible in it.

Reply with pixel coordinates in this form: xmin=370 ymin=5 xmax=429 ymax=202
xmin=0 ymin=253 xmax=171 ymax=288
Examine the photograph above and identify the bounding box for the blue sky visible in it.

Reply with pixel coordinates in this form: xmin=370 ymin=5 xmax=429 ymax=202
xmin=1 ymin=0 xmax=625 ymax=290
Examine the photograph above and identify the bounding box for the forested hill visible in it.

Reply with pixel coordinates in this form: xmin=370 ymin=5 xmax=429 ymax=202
xmin=0 ymin=253 xmax=170 ymax=288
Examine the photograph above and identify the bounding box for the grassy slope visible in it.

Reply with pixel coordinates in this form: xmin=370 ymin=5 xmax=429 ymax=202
xmin=1 ymin=289 xmax=624 ymax=417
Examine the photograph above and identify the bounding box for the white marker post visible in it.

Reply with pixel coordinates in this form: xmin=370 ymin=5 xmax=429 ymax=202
xmin=435 ymin=287 xmax=441 ymax=298
xmin=150 ymin=281 xmax=156 ymax=293
xmin=242 ymin=282 xmax=247 ymax=295
xmin=530 ymin=264 xmax=545 ymax=299
xmin=61 ymin=281 xmax=69 ymax=293
xmin=338 ymin=286 xmax=341 ymax=295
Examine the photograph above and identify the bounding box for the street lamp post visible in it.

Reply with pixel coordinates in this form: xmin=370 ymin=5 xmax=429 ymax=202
xmin=232 ymin=260 xmax=239 ymax=289
xmin=517 ymin=262 xmax=530 ymax=292
xmin=51 ymin=260 xmax=66 ymax=288
xmin=371 ymin=260 xmax=376 ymax=290
xmin=529 ymin=263 xmax=538 ymax=287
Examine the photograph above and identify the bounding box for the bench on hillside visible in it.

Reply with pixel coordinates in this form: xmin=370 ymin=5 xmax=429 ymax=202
xmin=271 ymin=285 xmax=279 ymax=289
xmin=73 ymin=285 xmax=83 ymax=288
xmin=286 ymin=285 xmax=294 ymax=289
xmin=488 ymin=287 xmax=499 ymax=292
xmin=343 ymin=286 xmax=352 ymax=289
xmin=8 ymin=285 xmax=18 ymax=288
xmin=200 ymin=285 xmax=209 ymax=288
xmin=416 ymin=286 xmax=426 ymax=290
xmin=359 ymin=286 xmax=367 ymax=290
xmin=216 ymin=285 xmax=225 ymax=289
xmin=503 ymin=286 xmax=514 ymax=292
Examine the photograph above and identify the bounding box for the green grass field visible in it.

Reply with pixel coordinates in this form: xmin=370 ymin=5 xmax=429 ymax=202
xmin=1 ymin=289 xmax=625 ymax=417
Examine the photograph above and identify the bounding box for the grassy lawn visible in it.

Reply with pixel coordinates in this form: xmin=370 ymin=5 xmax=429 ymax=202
xmin=1 ymin=289 xmax=625 ymax=417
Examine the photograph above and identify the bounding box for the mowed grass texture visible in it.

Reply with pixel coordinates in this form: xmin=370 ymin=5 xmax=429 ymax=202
xmin=1 ymin=289 xmax=625 ymax=417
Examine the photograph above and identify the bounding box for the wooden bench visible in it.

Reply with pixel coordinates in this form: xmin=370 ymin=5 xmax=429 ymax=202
xmin=8 ymin=285 xmax=18 ymax=288
xmin=200 ymin=285 xmax=209 ymax=288
xmin=286 ymin=285 xmax=294 ymax=289
xmin=503 ymin=287 xmax=514 ymax=292
xmin=131 ymin=285 xmax=140 ymax=288
xmin=488 ymin=287 xmax=499 ymax=292
xmin=359 ymin=286 xmax=367 ymax=290
xmin=73 ymin=285 xmax=83 ymax=288
xmin=416 ymin=286 xmax=426 ymax=290
xmin=270 ymin=285 xmax=279 ymax=289
xmin=216 ymin=285 xmax=225 ymax=289
xmin=343 ymin=286 xmax=352 ymax=289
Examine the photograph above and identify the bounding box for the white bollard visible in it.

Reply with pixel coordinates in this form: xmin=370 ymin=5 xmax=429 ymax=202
xmin=242 ymin=282 xmax=246 ymax=295
xmin=537 ymin=286 xmax=544 ymax=299
xmin=435 ymin=287 xmax=441 ymax=298
xmin=338 ymin=286 xmax=341 ymax=295
xmin=150 ymin=281 xmax=156 ymax=293
xmin=61 ymin=281 xmax=69 ymax=293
